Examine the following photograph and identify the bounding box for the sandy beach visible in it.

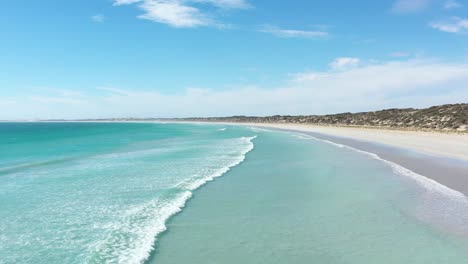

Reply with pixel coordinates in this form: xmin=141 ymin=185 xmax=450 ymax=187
xmin=244 ymin=123 xmax=468 ymax=161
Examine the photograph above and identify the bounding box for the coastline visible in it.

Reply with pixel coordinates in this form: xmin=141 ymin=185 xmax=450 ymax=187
xmin=191 ymin=122 xmax=468 ymax=197
xmin=230 ymin=123 xmax=468 ymax=162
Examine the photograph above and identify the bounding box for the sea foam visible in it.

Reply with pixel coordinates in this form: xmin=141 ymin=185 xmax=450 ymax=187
xmin=289 ymin=131 xmax=468 ymax=235
xmin=291 ymin=132 xmax=467 ymax=200
xmin=86 ymin=136 xmax=256 ymax=264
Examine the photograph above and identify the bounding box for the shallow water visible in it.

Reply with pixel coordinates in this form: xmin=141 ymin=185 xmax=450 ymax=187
xmin=1 ymin=123 xmax=468 ymax=264
xmin=0 ymin=122 xmax=255 ymax=264
xmin=151 ymin=128 xmax=468 ymax=264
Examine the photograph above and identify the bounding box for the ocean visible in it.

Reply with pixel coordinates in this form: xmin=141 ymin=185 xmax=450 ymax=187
xmin=1 ymin=122 xmax=467 ymax=264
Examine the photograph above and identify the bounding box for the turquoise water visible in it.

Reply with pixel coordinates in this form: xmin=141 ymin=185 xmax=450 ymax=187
xmin=0 ymin=123 xmax=255 ymax=263
xmin=1 ymin=123 xmax=468 ymax=264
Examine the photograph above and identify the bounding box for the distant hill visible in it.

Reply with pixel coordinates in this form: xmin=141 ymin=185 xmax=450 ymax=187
xmin=179 ymin=104 xmax=468 ymax=132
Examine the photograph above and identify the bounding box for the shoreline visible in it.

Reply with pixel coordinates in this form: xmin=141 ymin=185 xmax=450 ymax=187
xmin=5 ymin=120 xmax=467 ymax=135
xmin=236 ymin=122 xmax=468 ymax=197
xmin=220 ymin=123 xmax=468 ymax=162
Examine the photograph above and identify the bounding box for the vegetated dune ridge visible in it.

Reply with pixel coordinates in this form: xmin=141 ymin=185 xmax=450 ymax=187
xmin=177 ymin=104 xmax=468 ymax=133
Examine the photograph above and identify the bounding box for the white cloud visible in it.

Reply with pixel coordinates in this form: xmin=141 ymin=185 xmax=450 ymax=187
xmin=329 ymin=57 xmax=361 ymax=70
xmin=113 ymin=0 xmax=250 ymax=28
xmin=91 ymin=14 xmax=105 ymax=23
xmin=138 ymin=1 xmax=211 ymax=27
xmin=391 ymin=0 xmax=431 ymax=13
xmin=260 ymin=25 xmax=329 ymax=38
xmin=97 ymin=87 xmax=134 ymax=96
xmin=291 ymin=72 xmax=329 ymax=82
xmin=430 ymin=17 xmax=468 ymax=33
xmin=444 ymin=0 xmax=462 ymax=9
xmin=4 ymin=59 xmax=468 ymax=120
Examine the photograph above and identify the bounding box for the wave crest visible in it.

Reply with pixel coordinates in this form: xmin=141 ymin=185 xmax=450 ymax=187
xmin=86 ymin=136 xmax=256 ymax=264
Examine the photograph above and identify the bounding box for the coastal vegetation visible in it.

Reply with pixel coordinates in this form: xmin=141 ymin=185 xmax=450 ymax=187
xmin=47 ymin=104 xmax=468 ymax=133
xmin=178 ymin=104 xmax=468 ymax=132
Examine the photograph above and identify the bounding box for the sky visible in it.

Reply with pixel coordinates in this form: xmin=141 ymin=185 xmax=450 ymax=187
xmin=0 ymin=0 xmax=467 ymax=119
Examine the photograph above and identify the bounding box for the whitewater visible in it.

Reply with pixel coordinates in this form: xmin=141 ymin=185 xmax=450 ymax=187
xmin=0 ymin=122 xmax=255 ymax=264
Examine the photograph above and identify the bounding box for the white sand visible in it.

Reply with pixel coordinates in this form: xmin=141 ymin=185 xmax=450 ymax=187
xmin=243 ymin=123 xmax=468 ymax=162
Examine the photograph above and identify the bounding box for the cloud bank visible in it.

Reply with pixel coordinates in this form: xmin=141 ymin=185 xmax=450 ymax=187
xmin=2 ymin=59 xmax=468 ymax=120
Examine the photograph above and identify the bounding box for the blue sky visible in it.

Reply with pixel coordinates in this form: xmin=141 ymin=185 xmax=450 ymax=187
xmin=0 ymin=0 xmax=467 ymax=119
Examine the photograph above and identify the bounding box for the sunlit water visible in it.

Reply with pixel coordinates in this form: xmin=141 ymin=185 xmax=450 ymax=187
xmin=1 ymin=123 xmax=467 ymax=264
